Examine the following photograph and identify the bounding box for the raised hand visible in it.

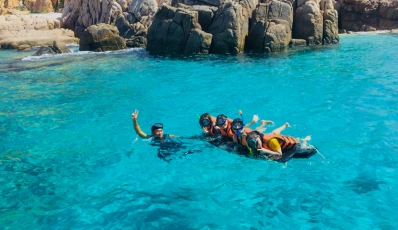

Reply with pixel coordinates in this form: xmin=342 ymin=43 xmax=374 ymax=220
xmin=131 ymin=109 xmax=139 ymax=121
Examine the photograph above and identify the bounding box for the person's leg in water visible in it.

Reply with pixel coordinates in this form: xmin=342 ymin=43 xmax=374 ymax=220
xmin=300 ymin=136 xmax=311 ymax=148
xmin=271 ymin=122 xmax=290 ymax=134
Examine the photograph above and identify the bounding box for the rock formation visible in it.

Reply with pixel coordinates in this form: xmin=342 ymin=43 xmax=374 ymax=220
xmin=79 ymin=23 xmax=127 ymax=52
xmin=0 ymin=14 xmax=78 ymax=49
xmin=246 ymin=1 xmax=293 ymax=53
xmin=146 ymin=4 xmax=212 ymax=54
xmin=339 ymin=0 xmax=398 ymax=31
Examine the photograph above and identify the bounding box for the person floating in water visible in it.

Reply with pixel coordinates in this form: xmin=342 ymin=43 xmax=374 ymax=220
xmin=244 ymin=124 xmax=311 ymax=160
xmin=132 ymin=109 xmax=189 ymax=161
xmin=131 ymin=109 xmax=175 ymax=140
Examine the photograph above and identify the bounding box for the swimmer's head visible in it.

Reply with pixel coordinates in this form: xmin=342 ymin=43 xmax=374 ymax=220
xmin=216 ymin=114 xmax=228 ymax=128
xmin=199 ymin=113 xmax=212 ymax=133
xmin=246 ymin=131 xmax=261 ymax=150
xmin=151 ymin=123 xmax=164 ymax=138
xmin=231 ymin=118 xmax=244 ymax=134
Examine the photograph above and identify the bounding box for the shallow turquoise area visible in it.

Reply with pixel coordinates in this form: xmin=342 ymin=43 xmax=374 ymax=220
xmin=1 ymin=33 xmax=398 ymax=229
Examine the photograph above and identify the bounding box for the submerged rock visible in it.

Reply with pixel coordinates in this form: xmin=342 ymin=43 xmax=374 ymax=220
xmin=33 ymin=41 xmax=72 ymax=56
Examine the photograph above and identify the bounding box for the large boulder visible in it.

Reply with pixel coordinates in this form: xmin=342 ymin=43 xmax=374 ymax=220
xmin=207 ymin=0 xmax=254 ymax=55
xmin=79 ymin=23 xmax=127 ymax=52
xmin=246 ymin=1 xmax=293 ymax=53
xmin=293 ymin=0 xmax=323 ymax=45
xmin=146 ymin=4 xmax=212 ymax=54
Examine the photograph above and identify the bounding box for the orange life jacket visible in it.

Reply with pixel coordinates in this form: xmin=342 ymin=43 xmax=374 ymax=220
xmin=208 ymin=116 xmax=218 ymax=136
xmin=218 ymin=119 xmax=234 ymax=138
xmin=261 ymin=133 xmax=299 ymax=150
xmin=233 ymin=127 xmax=252 ymax=146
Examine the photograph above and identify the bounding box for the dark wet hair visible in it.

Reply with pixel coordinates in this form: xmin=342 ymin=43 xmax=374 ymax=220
xmin=151 ymin=123 xmax=163 ymax=133
xmin=216 ymin=114 xmax=227 ymax=126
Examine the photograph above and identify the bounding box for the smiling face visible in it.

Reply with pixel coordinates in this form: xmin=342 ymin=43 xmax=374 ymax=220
xmin=152 ymin=128 xmax=164 ymax=138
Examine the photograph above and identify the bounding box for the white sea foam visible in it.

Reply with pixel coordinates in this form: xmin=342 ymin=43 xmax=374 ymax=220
xmin=21 ymin=47 xmax=146 ymax=61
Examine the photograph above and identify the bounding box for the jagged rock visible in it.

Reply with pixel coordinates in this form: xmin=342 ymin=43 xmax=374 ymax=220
xmin=115 ymin=14 xmax=147 ymax=38
xmin=246 ymin=1 xmax=293 ymax=53
xmin=177 ymin=4 xmax=218 ymax=31
xmin=340 ymin=0 xmax=381 ymax=31
xmin=126 ymin=29 xmax=148 ymax=47
xmin=79 ymin=23 xmax=127 ymax=52
xmin=62 ymin=0 xmax=123 ymax=38
xmin=207 ymin=1 xmax=254 ymax=55
xmin=293 ymin=0 xmax=323 ymax=46
xmin=128 ymin=0 xmax=158 ymax=28
xmin=147 ymin=4 xmax=212 ymax=54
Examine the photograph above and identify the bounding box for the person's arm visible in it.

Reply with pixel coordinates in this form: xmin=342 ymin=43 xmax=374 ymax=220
xmin=131 ymin=110 xmax=148 ymax=138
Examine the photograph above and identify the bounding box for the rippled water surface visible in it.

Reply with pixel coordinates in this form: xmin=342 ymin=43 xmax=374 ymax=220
xmin=1 ymin=33 xmax=398 ymax=229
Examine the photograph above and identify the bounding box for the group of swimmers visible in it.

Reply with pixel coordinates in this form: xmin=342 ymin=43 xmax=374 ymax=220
xmin=131 ymin=109 xmax=312 ymax=161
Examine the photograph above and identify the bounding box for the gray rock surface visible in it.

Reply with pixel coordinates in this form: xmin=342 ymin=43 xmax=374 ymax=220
xmin=246 ymin=1 xmax=293 ymax=53
xmin=340 ymin=0 xmax=398 ymax=31
xmin=293 ymin=0 xmax=323 ymax=46
xmin=147 ymin=4 xmax=212 ymax=54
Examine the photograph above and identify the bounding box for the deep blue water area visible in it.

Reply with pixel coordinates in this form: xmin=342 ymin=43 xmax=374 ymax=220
xmin=1 ymin=33 xmax=398 ymax=229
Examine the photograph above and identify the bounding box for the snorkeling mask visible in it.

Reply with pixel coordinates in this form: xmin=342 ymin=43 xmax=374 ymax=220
xmin=216 ymin=114 xmax=227 ymax=126
xmin=200 ymin=118 xmax=211 ymax=127
xmin=231 ymin=118 xmax=244 ymax=134
xmin=246 ymin=132 xmax=259 ymax=149
xmin=151 ymin=123 xmax=164 ymax=133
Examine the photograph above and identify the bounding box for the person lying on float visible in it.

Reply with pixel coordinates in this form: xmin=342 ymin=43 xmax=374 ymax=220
xmin=230 ymin=118 xmax=274 ymax=147
xmin=243 ymin=124 xmax=311 ymax=160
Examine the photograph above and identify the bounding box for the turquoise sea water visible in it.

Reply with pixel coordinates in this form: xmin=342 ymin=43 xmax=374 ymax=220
xmin=1 ymin=33 xmax=398 ymax=229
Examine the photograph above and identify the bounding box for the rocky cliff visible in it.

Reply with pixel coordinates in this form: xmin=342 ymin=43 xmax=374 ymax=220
xmin=337 ymin=0 xmax=398 ymax=31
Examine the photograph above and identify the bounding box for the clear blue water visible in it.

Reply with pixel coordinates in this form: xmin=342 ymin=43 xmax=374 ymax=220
xmin=1 ymin=33 xmax=398 ymax=229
